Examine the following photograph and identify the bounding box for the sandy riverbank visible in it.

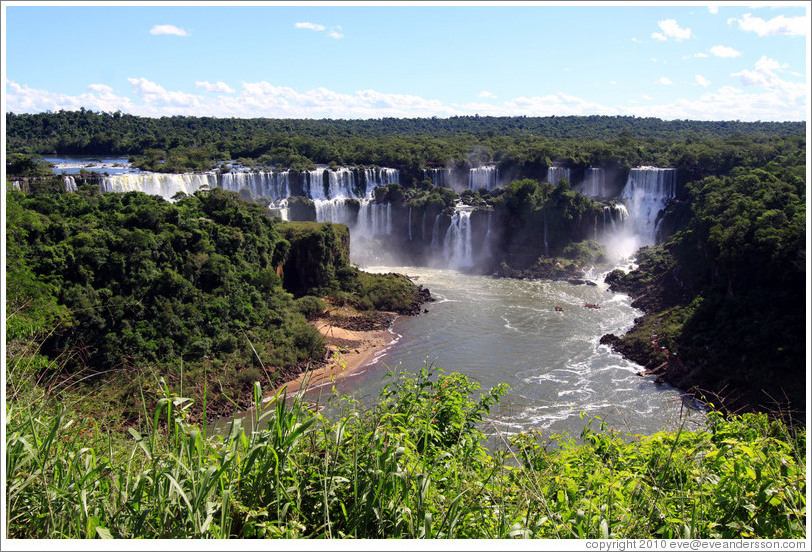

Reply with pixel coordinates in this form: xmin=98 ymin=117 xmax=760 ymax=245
xmin=274 ymin=313 xmax=399 ymax=398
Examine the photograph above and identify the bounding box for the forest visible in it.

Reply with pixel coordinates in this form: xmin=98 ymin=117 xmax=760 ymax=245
xmin=6 ymin=184 xmax=428 ymax=422
xmin=6 ymin=110 xmax=806 ymax=178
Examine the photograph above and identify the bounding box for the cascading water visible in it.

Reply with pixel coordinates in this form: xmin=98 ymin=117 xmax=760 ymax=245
xmin=63 ymin=175 xmax=77 ymax=192
xmin=580 ymin=167 xmax=607 ymax=198
xmin=424 ymin=168 xmax=452 ymax=188
xmin=603 ymin=204 xmax=629 ymax=233
xmin=69 ymin=158 xmax=678 ymax=272
xmin=219 ymin=170 xmax=290 ymax=200
xmin=469 ymin=166 xmax=499 ymax=191
xmin=620 ymin=167 xmax=677 ymax=245
xmin=444 ymin=208 xmax=474 ymax=269
xmin=430 ymin=215 xmax=442 ymax=249
xmin=100 ymin=172 xmax=214 ymax=198
xmin=356 ymin=200 xmax=392 ymax=238
xmin=310 ymin=167 xmax=400 ymax=235
xmin=269 ymin=198 xmax=290 ymax=221
xmin=546 ymin=166 xmax=571 ymax=186
xmin=314 ymin=198 xmax=357 ymax=227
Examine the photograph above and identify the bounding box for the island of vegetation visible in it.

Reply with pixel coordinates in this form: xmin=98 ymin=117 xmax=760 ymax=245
xmin=5 ymin=112 xmax=806 ymax=540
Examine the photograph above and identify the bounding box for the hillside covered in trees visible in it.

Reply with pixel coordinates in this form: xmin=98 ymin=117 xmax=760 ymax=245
xmin=6 ymin=184 xmax=429 ymax=423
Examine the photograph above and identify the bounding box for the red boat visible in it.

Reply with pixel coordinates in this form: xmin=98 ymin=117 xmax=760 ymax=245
xmin=584 ymin=302 xmax=601 ymax=309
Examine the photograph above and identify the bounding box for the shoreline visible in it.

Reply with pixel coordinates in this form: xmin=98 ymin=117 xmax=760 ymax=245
xmin=274 ymin=313 xmax=400 ymax=399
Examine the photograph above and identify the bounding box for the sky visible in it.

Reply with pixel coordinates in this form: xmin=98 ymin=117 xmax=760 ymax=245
xmin=1 ymin=1 xmax=810 ymax=121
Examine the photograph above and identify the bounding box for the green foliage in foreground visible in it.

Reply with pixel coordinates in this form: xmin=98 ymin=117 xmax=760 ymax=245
xmin=5 ymin=367 xmax=805 ymax=539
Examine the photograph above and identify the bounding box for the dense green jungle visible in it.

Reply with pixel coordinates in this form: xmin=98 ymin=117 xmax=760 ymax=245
xmin=4 ymin=112 xmax=808 ymax=540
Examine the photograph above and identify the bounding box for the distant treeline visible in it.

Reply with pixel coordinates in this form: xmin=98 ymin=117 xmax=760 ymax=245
xmin=6 ymin=110 xmax=806 ymax=176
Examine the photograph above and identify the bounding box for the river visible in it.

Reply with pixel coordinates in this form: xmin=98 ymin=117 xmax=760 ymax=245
xmin=299 ymin=265 xmax=705 ymax=440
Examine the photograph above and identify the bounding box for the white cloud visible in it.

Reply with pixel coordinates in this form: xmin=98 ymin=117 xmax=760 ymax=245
xmin=478 ymin=91 xmax=496 ymax=99
xmin=708 ymin=6 xmax=719 ymax=15
xmin=458 ymin=92 xmax=621 ymax=117
xmin=656 ymin=77 xmax=673 ymax=85
xmin=729 ymin=56 xmax=805 ymax=106
xmin=5 ymin=81 xmax=136 ymax=114
xmin=651 ymin=32 xmax=667 ymax=41
xmin=87 ymin=83 xmax=114 ymax=94
xmin=295 ymin=21 xmax=343 ymax=39
xmin=631 ymin=37 xmax=642 ymax=43
xmin=710 ymin=45 xmax=741 ymax=58
xmin=295 ymin=22 xmax=325 ymax=31
xmin=127 ymin=77 xmax=202 ymax=109
xmin=150 ymin=24 xmax=188 ymax=37
xmin=694 ymin=74 xmax=711 ymax=87
xmin=195 ymin=81 xmax=236 ymax=94
xmin=628 ymin=84 xmax=806 ymax=121
xmin=4 ymin=75 xmax=806 ymax=121
xmin=683 ymin=52 xmax=709 ymax=59
xmin=728 ymin=13 xmax=808 ymax=37
xmin=657 ymin=19 xmax=693 ymax=40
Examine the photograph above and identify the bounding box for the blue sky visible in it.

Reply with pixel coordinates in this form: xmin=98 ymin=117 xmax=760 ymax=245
xmin=2 ymin=2 xmax=809 ymax=121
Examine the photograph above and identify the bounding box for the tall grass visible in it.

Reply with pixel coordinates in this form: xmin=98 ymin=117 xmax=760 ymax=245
xmin=5 ymin=363 xmax=807 ymax=539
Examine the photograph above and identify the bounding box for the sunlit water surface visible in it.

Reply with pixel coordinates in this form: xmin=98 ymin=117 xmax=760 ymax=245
xmin=298 ymin=266 xmax=706 ymax=440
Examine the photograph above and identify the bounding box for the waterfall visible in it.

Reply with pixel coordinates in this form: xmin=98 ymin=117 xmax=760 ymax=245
xmin=98 ymin=165 xmax=399 ymax=202
xmin=100 ymin=172 xmax=215 ymax=199
xmin=305 ymin=168 xmax=327 ymax=200
xmin=424 ymin=168 xmax=452 ymax=188
xmin=219 ymin=170 xmax=290 ymax=200
xmin=620 ymin=167 xmax=677 ymax=245
xmin=365 ymin=167 xmax=400 ymax=191
xmin=543 ymin=211 xmax=549 ymax=257
xmin=314 ymin=198 xmax=357 ymax=227
xmin=603 ymin=204 xmax=629 ymax=232
xmin=430 ymin=215 xmax=442 ymax=249
xmin=444 ymin=209 xmax=474 ymax=269
xmin=469 ymin=166 xmax=499 ymax=191
xmin=64 ymin=175 xmax=77 ymax=192
xmin=269 ymin=198 xmax=290 ymax=221
xmin=356 ymin=199 xmax=392 ymax=238
xmin=546 ymin=166 xmax=571 ymax=186
xmin=408 ymin=207 xmax=413 ymax=241
xmin=580 ymin=167 xmax=607 ymax=198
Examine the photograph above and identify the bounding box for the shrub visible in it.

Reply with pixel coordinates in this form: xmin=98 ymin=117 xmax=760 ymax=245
xmin=295 ymin=295 xmax=326 ymax=320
